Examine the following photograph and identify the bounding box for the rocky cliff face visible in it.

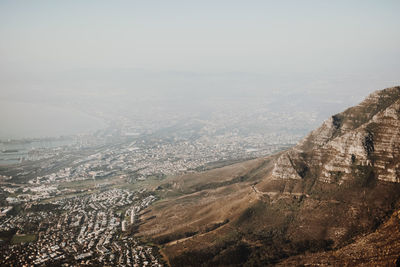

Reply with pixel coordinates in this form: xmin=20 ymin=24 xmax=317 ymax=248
xmin=271 ymin=86 xmax=400 ymax=184
xmin=138 ymin=86 xmax=400 ymax=267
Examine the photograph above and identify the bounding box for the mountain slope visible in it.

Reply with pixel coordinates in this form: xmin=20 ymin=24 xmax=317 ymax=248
xmin=278 ymin=207 xmax=400 ymax=266
xmin=137 ymin=86 xmax=400 ymax=266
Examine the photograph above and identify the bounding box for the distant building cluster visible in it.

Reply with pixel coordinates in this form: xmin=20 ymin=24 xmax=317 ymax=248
xmin=0 ymin=188 xmax=161 ymax=266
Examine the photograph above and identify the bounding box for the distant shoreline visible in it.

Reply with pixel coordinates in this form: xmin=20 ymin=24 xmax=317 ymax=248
xmin=0 ymin=135 xmax=76 ymax=145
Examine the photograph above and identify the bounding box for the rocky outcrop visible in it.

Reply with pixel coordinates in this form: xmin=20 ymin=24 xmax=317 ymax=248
xmin=271 ymin=153 xmax=303 ymax=180
xmin=270 ymin=86 xmax=400 ymax=184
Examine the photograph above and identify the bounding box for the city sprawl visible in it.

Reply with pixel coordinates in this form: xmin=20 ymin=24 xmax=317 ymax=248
xmin=0 ymin=109 xmax=312 ymax=266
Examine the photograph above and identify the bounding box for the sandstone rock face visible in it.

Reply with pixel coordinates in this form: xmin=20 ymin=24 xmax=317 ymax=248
xmin=271 ymin=153 xmax=303 ymax=180
xmin=271 ymin=86 xmax=400 ymax=184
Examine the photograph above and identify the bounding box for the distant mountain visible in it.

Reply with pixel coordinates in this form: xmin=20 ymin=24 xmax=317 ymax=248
xmin=137 ymin=86 xmax=400 ymax=266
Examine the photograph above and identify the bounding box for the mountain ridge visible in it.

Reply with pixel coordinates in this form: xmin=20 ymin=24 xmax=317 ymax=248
xmin=137 ymin=86 xmax=400 ymax=266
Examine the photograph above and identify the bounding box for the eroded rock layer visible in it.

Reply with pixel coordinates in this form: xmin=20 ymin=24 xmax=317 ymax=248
xmin=270 ymin=86 xmax=400 ymax=184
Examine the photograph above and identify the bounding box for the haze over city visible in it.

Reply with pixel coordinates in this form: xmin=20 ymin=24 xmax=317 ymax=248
xmin=1 ymin=0 xmax=399 ymax=139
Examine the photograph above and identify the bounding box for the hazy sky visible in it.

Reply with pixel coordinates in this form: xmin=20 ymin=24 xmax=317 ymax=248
xmin=1 ymin=0 xmax=399 ymax=74
xmin=1 ymin=1 xmax=400 ymax=139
